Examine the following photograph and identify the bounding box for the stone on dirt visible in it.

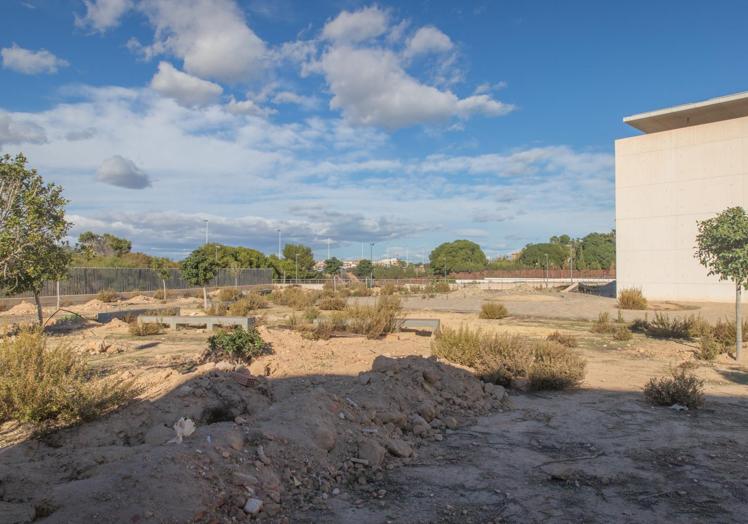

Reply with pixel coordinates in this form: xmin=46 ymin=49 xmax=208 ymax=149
xmin=358 ymin=439 xmax=386 ymax=467
xmin=384 ymin=438 xmax=413 ymax=458
xmin=243 ymin=498 xmax=263 ymax=515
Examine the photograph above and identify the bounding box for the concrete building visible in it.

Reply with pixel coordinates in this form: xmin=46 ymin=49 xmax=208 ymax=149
xmin=616 ymin=91 xmax=748 ymax=302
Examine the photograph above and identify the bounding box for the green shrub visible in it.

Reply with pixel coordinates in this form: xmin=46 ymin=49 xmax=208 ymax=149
xmin=546 ymin=331 xmax=578 ymax=348
xmin=204 ymin=327 xmax=270 ymax=364
xmin=128 ymin=321 xmax=163 ymax=336
xmin=432 ymin=325 xmax=585 ymax=390
xmin=697 ymin=334 xmax=723 ymax=361
xmin=318 ymin=295 xmax=347 ymax=311
xmin=613 ymin=325 xmax=633 ymax=341
xmin=217 ymin=288 xmax=242 ymax=302
xmin=617 ymin=287 xmax=647 ymax=310
xmin=97 ymin=289 xmax=120 ymax=303
xmin=643 ymin=368 xmax=704 ymax=409
xmin=479 ymin=302 xmax=509 ymax=320
xmin=0 ymin=331 xmax=135 ymax=425
xmin=711 ymin=318 xmax=748 ymax=347
xmin=228 ymin=294 xmax=267 ymax=316
xmin=304 ymin=306 xmax=320 ymax=322
xmin=643 ymin=313 xmax=694 ymax=339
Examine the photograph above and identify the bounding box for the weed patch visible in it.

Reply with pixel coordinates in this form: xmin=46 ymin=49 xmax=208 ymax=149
xmin=644 ymin=368 xmax=704 ymax=408
xmin=479 ymin=302 xmax=508 ymax=320
xmin=203 ymin=327 xmax=270 ymax=364
xmin=617 ymin=287 xmax=647 ymax=310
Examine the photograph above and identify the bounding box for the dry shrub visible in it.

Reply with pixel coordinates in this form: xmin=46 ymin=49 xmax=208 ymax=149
xmin=711 ymin=318 xmax=748 ymax=347
xmin=228 ymin=294 xmax=267 ymax=316
xmin=96 ymin=289 xmax=120 ymax=303
xmin=643 ymin=313 xmax=693 ymax=339
xmin=0 ymin=331 xmax=135 ymax=425
xmin=152 ymin=289 xmax=166 ymax=300
xmin=546 ymin=331 xmax=578 ymax=348
xmin=344 ymin=295 xmax=402 ymax=339
xmin=182 ymin=289 xmax=204 ymax=299
xmin=613 ymin=325 xmax=633 ymax=341
xmin=270 ymin=286 xmax=319 ymax=309
xmin=349 ymin=284 xmax=373 ymax=297
xmin=206 ymin=302 xmax=228 ymax=316
xmin=304 ymin=307 xmax=320 ymax=322
xmin=428 ymin=281 xmax=452 ymax=294
xmin=317 ymin=295 xmax=347 ymax=311
xmin=128 ymin=321 xmax=163 ymax=336
xmin=591 ymin=312 xmax=615 ymax=334
xmin=217 ymin=288 xmax=242 ymax=302
xmin=527 ymin=341 xmax=587 ymax=391
xmin=379 ymin=283 xmax=397 ymax=295
xmin=479 ymin=302 xmax=508 ymax=319
xmin=617 ymin=287 xmax=647 ymax=310
xmin=432 ymin=325 xmax=585 ymax=390
xmin=643 ymin=368 xmax=704 ymax=408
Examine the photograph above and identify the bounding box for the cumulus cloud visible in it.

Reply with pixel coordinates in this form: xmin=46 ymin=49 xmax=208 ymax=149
xmin=1 ymin=44 xmax=68 ymax=74
xmin=0 ymin=113 xmax=46 ymax=146
xmin=75 ymin=0 xmax=133 ymax=32
xmin=225 ymin=96 xmax=274 ymax=117
xmin=271 ymin=91 xmax=319 ymax=110
xmin=136 ymin=0 xmax=267 ymax=83
xmin=321 ymin=6 xmax=389 ymax=44
xmin=403 ymin=26 xmax=453 ymax=59
xmin=150 ymin=61 xmax=223 ymax=106
xmin=319 ymin=46 xmax=512 ymax=129
xmin=96 ymin=155 xmax=152 ymax=189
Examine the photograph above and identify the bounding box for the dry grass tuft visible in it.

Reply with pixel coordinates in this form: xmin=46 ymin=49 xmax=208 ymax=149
xmin=344 ymin=295 xmax=402 ymax=339
xmin=0 ymin=331 xmax=136 ymax=425
xmin=546 ymin=331 xmax=578 ymax=348
xmin=643 ymin=368 xmax=704 ymax=409
xmin=613 ymin=325 xmax=633 ymax=341
xmin=96 ymin=289 xmax=120 ymax=303
xmin=270 ymin=286 xmax=319 ymax=309
xmin=479 ymin=302 xmax=509 ymax=319
xmin=217 ymin=288 xmax=243 ymax=302
xmin=432 ymin=325 xmax=585 ymax=390
xmin=317 ymin=295 xmax=347 ymax=311
xmin=617 ymin=287 xmax=648 ymax=310
xmin=128 ymin=321 xmax=163 ymax=336
xmin=228 ymin=293 xmax=268 ymax=316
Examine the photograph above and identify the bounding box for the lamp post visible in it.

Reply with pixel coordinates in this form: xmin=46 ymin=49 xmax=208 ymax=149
xmin=277 ymin=229 xmax=281 ymax=258
xmin=204 ymin=219 xmax=209 ymax=245
xmin=295 ymin=253 xmax=299 ymax=282
xmin=369 ymin=243 xmax=374 ymax=285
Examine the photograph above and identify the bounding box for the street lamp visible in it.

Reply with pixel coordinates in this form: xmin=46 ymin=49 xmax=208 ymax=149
xmin=277 ymin=229 xmax=282 ymax=258
xmin=369 ymin=243 xmax=374 ymax=285
xmin=204 ymin=219 xmax=209 ymax=245
xmin=295 ymin=253 xmax=299 ymax=282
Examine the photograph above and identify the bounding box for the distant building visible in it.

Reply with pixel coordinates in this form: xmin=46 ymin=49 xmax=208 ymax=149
xmin=373 ymin=257 xmax=401 ymax=267
xmin=616 ymin=92 xmax=748 ymax=301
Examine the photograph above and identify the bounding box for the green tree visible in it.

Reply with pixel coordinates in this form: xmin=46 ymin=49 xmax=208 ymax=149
xmin=0 ymin=154 xmax=71 ymax=324
xmin=518 ymin=243 xmax=568 ymax=269
xmin=429 ymin=240 xmax=487 ymax=274
xmin=181 ymin=248 xmax=221 ymax=309
xmin=324 ymin=257 xmax=343 ymax=275
xmin=695 ymin=207 xmax=748 ymax=360
xmin=354 ymin=259 xmax=373 ymax=278
xmin=150 ymin=257 xmax=172 ymax=300
xmin=577 ymin=231 xmax=615 ymax=270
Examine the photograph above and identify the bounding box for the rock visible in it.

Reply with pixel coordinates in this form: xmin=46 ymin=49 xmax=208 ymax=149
xmin=224 ymin=427 xmax=246 ymax=451
xmin=243 ymin=498 xmax=263 ymax=515
xmin=313 ymin=425 xmax=337 ymax=451
xmin=358 ymin=439 xmax=386 ymax=467
xmin=376 ymin=411 xmax=407 ymax=428
xmin=359 ymin=373 xmax=372 ymax=385
xmin=257 ymin=445 xmax=271 ymax=464
xmin=384 ymin=438 xmax=413 ymax=458
xmin=410 ymin=414 xmax=428 ymax=427
xmin=422 ymin=369 xmax=440 ymax=385
xmin=0 ymin=502 xmax=35 ymax=524
xmin=332 ymin=488 xmax=341 ymax=496
xmin=484 ymin=382 xmax=508 ymax=400
xmin=509 ymin=378 xmax=529 ymax=392
xmin=443 ymin=416 xmax=459 ymax=430
xmin=412 ymin=424 xmax=430 ymax=436
xmin=417 ymin=402 xmax=437 ymax=421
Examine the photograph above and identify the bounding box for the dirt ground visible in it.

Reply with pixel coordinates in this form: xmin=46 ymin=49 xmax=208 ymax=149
xmin=1 ymin=288 xmax=747 ymax=523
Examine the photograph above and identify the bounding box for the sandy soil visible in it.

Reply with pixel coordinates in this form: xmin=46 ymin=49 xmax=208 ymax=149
xmin=1 ymin=288 xmax=747 ymax=523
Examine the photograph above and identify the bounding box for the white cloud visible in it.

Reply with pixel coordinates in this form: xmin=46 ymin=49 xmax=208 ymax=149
xmin=271 ymin=91 xmax=319 ymax=110
xmin=0 ymin=113 xmax=46 ymax=146
xmin=96 ymin=155 xmax=152 ymax=189
xmin=150 ymin=61 xmax=223 ymax=106
xmin=322 ymin=6 xmax=389 ymax=44
xmin=137 ymin=0 xmax=267 ymax=83
xmin=75 ymin=0 xmax=133 ymax=32
xmin=403 ymin=26 xmax=453 ymax=59
xmin=319 ymin=46 xmax=512 ymax=129
xmin=226 ymin=96 xmax=274 ymax=117
xmin=1 ymin=44 xmax=68 ymax=74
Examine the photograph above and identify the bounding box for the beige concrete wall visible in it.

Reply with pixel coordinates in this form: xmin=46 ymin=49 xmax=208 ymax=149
xmin=616 ymin=116 xmax=748 ymax=302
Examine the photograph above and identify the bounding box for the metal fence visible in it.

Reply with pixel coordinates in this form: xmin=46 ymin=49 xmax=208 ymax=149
xmin=2 ymin=267 xmax=273 ymax=299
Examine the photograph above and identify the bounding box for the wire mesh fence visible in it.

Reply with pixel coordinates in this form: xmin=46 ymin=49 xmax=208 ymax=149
xmin=1 ymin=267 xmax=273 ymax=299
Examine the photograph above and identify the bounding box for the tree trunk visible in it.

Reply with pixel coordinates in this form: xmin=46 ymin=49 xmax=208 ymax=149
xmin=33 ymin=290 xmax=43 ymax=326
xmin=737 ymin=284 xmax=743 ymax=361
xmin=162 ymin=279 xmax=167 ymax=301
xmin=203 ymin=286 xmax=208 ymax=310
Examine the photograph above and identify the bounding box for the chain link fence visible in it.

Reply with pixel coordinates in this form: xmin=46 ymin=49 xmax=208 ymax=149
xmin=1 ymin=267 xmax=273 ymax=299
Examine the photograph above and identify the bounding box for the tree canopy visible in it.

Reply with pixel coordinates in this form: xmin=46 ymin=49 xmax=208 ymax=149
xmin=324 ymin=257 xmax=343 ymax=274
xmin=0 ymin=153 xmax=71 ymax=323
xmin=429 ymin=240 xmax=487 ymax=274
xmin=695 ymin=207 xmax=748 ymax=287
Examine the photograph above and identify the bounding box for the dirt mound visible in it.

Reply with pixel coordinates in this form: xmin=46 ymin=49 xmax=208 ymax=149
xmin=74 ymin=299 xmax=109 ymax=312
xmin=1 ymin=301 xmax=37 ymax=316
xmin=99 ymin=318 xmax=130 ymax=330
xmin=125 ymin=295 xmax=154 ymax=305
xmin=0 ymin=356 xmax=506 ymax=522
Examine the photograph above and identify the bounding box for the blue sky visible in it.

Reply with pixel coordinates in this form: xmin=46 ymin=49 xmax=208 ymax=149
xmin=1 ymin=0 xmax=746 ymax=261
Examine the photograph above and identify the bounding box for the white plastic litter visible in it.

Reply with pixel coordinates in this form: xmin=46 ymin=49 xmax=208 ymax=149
xmin=670 ymin=404 xmax=688 ymax=412
xmin=168 ymin=417 xmax=196 ymax=444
